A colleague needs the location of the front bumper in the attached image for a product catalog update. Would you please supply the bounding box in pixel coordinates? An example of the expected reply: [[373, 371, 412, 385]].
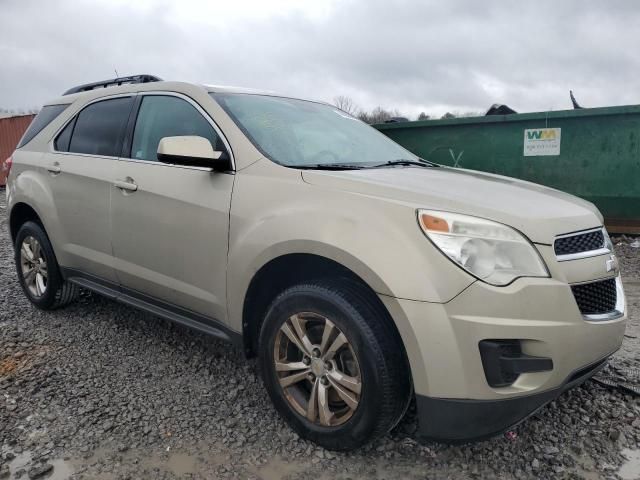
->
[[415, 354, 608, 442], [379, 274, 626, 442]]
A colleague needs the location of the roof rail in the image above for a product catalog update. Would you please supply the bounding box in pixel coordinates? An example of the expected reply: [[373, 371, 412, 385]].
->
[[62, 74, 163, 96]]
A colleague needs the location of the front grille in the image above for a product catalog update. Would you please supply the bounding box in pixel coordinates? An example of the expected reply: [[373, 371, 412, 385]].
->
[[571, 278, 617, 315], [554, 229, 605, 256]]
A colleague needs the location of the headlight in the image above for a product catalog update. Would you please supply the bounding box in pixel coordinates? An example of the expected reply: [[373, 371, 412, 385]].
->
[[417, 210, 549, 286], [603, 227, 614, 252]]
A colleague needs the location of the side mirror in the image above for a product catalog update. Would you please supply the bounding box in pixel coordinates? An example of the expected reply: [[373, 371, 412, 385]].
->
[[157, 136, 230, 171]]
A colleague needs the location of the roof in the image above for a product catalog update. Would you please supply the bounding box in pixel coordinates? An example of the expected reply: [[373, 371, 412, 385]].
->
[[44, 79, 310, 107], [202, 84, 279, 95]]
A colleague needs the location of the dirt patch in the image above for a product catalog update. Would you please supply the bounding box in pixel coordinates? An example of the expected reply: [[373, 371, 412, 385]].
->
[[0, 357, 19, 376], [0, 346, 50, 379]]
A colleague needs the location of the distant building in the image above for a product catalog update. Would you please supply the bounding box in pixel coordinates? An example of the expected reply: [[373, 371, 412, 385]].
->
[[0, 113, 35, 186]]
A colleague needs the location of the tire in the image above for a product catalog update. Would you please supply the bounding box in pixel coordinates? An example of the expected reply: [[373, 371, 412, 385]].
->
[[14, 221, 78, 310], [259, 279, 411, 451]]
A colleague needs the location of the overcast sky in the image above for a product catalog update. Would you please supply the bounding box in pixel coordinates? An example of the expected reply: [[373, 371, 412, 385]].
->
[[1, 0, 639, 118]]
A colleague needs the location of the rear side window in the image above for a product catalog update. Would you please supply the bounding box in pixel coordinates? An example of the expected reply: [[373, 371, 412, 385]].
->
[[130, 95, 220, 161], [17, 104, 69, 148], [68, 97, 133, 157]]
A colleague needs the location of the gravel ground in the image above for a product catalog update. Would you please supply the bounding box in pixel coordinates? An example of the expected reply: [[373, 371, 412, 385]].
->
[[1, 189, 639, 480]]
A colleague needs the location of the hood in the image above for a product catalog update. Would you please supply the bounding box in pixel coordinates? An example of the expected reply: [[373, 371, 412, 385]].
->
[[301, 166, 602, 244]]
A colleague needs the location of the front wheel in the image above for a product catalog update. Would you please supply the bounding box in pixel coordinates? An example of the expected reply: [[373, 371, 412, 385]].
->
[[259, 280, 411, 451]]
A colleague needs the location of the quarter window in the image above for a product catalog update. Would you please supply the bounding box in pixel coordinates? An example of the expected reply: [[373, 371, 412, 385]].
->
[[130, 95, 220, 162], [67, 97, 133, 157], [17, 104, 69, 148]]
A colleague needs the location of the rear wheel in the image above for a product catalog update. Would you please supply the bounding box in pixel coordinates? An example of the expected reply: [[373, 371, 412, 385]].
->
[[15, 221, 78, 310], [259, 280, 411, 450]]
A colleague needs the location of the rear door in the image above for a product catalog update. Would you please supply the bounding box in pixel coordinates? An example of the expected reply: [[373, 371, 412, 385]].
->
[[47, 95, 134, 283], [110, 92, 234, 322]]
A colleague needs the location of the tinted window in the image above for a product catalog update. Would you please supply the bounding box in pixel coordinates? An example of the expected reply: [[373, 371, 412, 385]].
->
[[17, 104, 69, 148], [69, 97, 133, 157], [54, 117, 76, 152], [131, 95, 219, 161]]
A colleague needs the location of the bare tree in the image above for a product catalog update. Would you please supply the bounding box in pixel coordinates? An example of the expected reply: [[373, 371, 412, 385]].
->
[[331, 98, 407, 125], [357, 106, 407, 124], [332, 95, 359, 116], [440, 111, 480, 119], [368, 107, 393, 124], [417, 112, 430, 121]]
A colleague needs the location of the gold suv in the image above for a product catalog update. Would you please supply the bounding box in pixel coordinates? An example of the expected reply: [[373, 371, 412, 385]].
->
[[4, 75, 627, 450]]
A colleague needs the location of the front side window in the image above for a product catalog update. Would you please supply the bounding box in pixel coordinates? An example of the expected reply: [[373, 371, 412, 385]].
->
[[130, 95, 220, 162], [213, 93, 419, 168], [68, 97, 133, 157]]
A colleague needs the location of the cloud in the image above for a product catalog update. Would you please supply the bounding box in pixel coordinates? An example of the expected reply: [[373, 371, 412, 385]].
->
[[1, 0, 639, 117]]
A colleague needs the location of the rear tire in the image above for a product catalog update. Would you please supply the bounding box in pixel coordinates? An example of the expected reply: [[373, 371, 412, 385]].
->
[[259, 279, 411, 451], [14, 221, 78, 310]]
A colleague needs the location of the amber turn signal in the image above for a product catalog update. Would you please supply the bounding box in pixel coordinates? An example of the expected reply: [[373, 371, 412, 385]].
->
[[419, 213, 450, 233]]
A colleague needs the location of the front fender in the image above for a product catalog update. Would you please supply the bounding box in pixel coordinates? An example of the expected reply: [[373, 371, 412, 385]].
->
[[226, 160, 474, 331]]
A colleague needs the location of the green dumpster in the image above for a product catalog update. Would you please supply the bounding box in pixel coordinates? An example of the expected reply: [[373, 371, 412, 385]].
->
[[374, 105, 640, 233]]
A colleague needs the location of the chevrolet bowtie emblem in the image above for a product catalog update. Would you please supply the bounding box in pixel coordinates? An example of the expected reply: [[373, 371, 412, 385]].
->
[[606, 254, 619, 274]]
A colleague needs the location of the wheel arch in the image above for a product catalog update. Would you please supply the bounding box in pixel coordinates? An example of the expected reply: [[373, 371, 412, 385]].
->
[[8, 168, 61, 250], [240, 253, 409, 370], [9, 202, 44, 244]]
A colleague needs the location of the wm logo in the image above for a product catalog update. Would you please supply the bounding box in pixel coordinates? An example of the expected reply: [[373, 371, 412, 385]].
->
[[527, 129, 556, 140]]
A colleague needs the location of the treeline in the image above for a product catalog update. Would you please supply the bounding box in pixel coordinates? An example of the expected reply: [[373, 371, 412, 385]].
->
[[332, 96, 479, 124]]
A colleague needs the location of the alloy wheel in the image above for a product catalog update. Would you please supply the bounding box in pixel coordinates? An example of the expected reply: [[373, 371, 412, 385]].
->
[[20, 236, 48, 297], [274, 312, 362, 427]]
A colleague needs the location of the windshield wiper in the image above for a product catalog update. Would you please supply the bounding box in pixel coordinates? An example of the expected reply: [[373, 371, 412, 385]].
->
[[294, 163, 365, 170], [372, 159, 436, 168]]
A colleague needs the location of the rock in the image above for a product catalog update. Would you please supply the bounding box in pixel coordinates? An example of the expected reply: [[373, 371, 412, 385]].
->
[[27, 463, 53, 479], [0, 465, 10, 479]]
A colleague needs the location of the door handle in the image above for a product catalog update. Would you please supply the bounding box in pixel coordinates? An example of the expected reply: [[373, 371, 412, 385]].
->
[[114, 179, 138, 192], [47, 163, 61, 175]]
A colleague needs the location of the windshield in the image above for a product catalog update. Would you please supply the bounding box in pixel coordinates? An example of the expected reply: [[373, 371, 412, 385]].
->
[[212, 93, 420, 168]]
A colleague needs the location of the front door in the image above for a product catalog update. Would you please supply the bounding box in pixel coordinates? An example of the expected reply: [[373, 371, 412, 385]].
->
[[110, 93, 234, 322]]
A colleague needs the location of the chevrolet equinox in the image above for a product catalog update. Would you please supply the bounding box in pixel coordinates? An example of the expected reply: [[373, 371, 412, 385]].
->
[[4, 75, 627, 450]]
